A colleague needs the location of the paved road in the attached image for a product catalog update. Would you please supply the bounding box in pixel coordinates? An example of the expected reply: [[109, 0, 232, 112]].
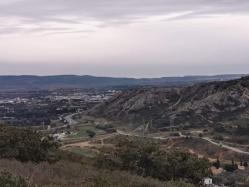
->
[[40, 113, 79, 132], [64, 113, 78, 126]]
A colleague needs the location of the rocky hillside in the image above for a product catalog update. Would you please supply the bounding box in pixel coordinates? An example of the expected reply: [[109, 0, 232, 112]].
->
[[91, 76, 249, 128]]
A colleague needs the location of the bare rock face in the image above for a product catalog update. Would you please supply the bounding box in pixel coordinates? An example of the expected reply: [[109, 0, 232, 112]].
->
[[91, 76, 249, 128]]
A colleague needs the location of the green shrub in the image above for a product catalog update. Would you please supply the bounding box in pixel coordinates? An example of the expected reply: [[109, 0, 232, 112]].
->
[[224, 163, 238, 172], [96, 137, 210, 184], [0, 171, 28, 187], [0, 125, 58, 162], [86, 130, 96, 138]]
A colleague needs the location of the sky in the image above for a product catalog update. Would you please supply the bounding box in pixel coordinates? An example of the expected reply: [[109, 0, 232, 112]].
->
[[0, 0, 249, 78]]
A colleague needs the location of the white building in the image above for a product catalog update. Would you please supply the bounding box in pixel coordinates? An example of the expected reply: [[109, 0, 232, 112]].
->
[[202, 177, 213, 186]]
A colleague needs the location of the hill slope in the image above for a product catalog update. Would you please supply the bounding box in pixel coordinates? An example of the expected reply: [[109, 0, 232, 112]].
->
[[0, 74, 245, 90], [91, 76, 249, 128]]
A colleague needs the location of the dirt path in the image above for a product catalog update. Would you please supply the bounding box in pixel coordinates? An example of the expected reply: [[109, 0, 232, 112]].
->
[[117, 130, 249, 155], [202, 137, 249, 155], [61, 133, 117, 150]]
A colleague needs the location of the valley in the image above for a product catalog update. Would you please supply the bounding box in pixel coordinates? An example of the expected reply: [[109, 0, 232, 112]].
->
[[1, 76, 249, 186]]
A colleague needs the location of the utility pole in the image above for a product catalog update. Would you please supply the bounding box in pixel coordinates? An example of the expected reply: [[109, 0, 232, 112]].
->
[[142, 118, 145, 137]]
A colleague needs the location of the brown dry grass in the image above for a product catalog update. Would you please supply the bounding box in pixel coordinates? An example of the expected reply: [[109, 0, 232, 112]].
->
[[0, 159, 193, 187]]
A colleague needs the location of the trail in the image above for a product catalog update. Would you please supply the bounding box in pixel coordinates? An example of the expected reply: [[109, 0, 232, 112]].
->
[[61, 133, 117, 150], [202, 137, 249, 155], [117, 130, 249, 155]]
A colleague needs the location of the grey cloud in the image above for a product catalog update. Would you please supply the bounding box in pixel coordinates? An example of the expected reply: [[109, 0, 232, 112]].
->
[[1, 0, 249, 34]]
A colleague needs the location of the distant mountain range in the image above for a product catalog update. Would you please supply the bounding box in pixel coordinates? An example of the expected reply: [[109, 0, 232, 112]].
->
[[0, 74, 247, 90], [91, 76, 249, 129]]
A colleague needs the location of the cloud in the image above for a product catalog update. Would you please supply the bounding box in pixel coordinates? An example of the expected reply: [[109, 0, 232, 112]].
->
[[0, 0, 249, 34]]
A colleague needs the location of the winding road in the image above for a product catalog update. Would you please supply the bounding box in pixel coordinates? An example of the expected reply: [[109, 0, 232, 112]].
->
[[64, 113, 78, 126]]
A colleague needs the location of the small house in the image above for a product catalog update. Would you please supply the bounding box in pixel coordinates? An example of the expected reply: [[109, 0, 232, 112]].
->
[[202, 177, 213, 186]]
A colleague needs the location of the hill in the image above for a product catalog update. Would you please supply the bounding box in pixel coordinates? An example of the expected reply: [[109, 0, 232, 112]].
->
[[0, 74, 246, 90], [91, 76, 249, 128]]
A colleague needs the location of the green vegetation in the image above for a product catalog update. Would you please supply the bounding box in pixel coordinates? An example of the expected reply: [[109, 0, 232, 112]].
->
[[0, 125, 199, 186], [96, 137, 210, 184], [0, 171, 28, 187], [0, 125, 58, 162], [68, 125, 105, 139], [224, 163, 238, 172], [67, 147, 97, 158], [0, 159, 195, 187], [86, 129, 96, 138]]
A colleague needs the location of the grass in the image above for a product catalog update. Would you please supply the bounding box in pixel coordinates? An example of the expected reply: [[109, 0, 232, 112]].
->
[[68, 125, 106, 139], [0, 159, 195, 187], [67, 147, 97, 158]]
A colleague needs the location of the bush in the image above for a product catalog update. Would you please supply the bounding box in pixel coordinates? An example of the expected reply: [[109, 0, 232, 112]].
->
[[213, 135, 224, 141], [0, 160, 195, 187], [86, 130, 96, 138], [0, 125, 58, 162], [244, 162, 248, 167], [213, 159, 220, 169], [0, 171, 28, 187], [96, 137, 210, 184], [224, 164, 238, 172]]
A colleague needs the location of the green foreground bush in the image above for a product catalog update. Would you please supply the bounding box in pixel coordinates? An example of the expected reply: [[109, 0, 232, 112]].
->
[[96, 137, 210, 184], [0, 171, 28, 187], [0, 125, 58, 162]]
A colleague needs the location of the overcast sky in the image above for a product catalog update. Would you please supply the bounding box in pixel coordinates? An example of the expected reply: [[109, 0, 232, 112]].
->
[[0, 0, 249, 77]]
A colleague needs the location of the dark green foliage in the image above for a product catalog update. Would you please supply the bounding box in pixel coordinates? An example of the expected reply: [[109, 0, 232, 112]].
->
[[96, 138, 210, 184], [86, 129, 96, 138], [151, 151, 210, 184], [236, 125, 249, 136], [224, 163, 238, 172], [213, 135, 224, 141], [213, 158, 221, 169], [0, 171, 28, 187], [0, 125, 58, 162], [244, 162, 248, 167]]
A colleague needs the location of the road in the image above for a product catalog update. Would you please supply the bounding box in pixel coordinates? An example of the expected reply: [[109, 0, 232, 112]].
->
[[117, 130, 249, 155], [64, 113, 78, 126], [117, 130, 171, 140], [40, 113, 79, 132], [202, 137, 249, 155]]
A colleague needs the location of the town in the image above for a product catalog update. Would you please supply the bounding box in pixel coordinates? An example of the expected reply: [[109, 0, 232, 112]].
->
[[0, 89, 118, 128]]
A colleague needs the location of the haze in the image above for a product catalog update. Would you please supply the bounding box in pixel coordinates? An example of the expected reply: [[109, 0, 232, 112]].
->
[[1, 0, 249, 77]]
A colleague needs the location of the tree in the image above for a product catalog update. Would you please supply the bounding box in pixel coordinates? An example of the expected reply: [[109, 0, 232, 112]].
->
[[213, 158, 220, 169], [224, 162, 238, 172], [244, 162, 248, 167], [86, 130, 96, 138]]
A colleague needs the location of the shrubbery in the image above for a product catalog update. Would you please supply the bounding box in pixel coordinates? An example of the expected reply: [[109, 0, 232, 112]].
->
[[224, 163, 238, 172], [96, 137, 210, 184], [0, 125, 58, 162], [0, 171, 28, 187]]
